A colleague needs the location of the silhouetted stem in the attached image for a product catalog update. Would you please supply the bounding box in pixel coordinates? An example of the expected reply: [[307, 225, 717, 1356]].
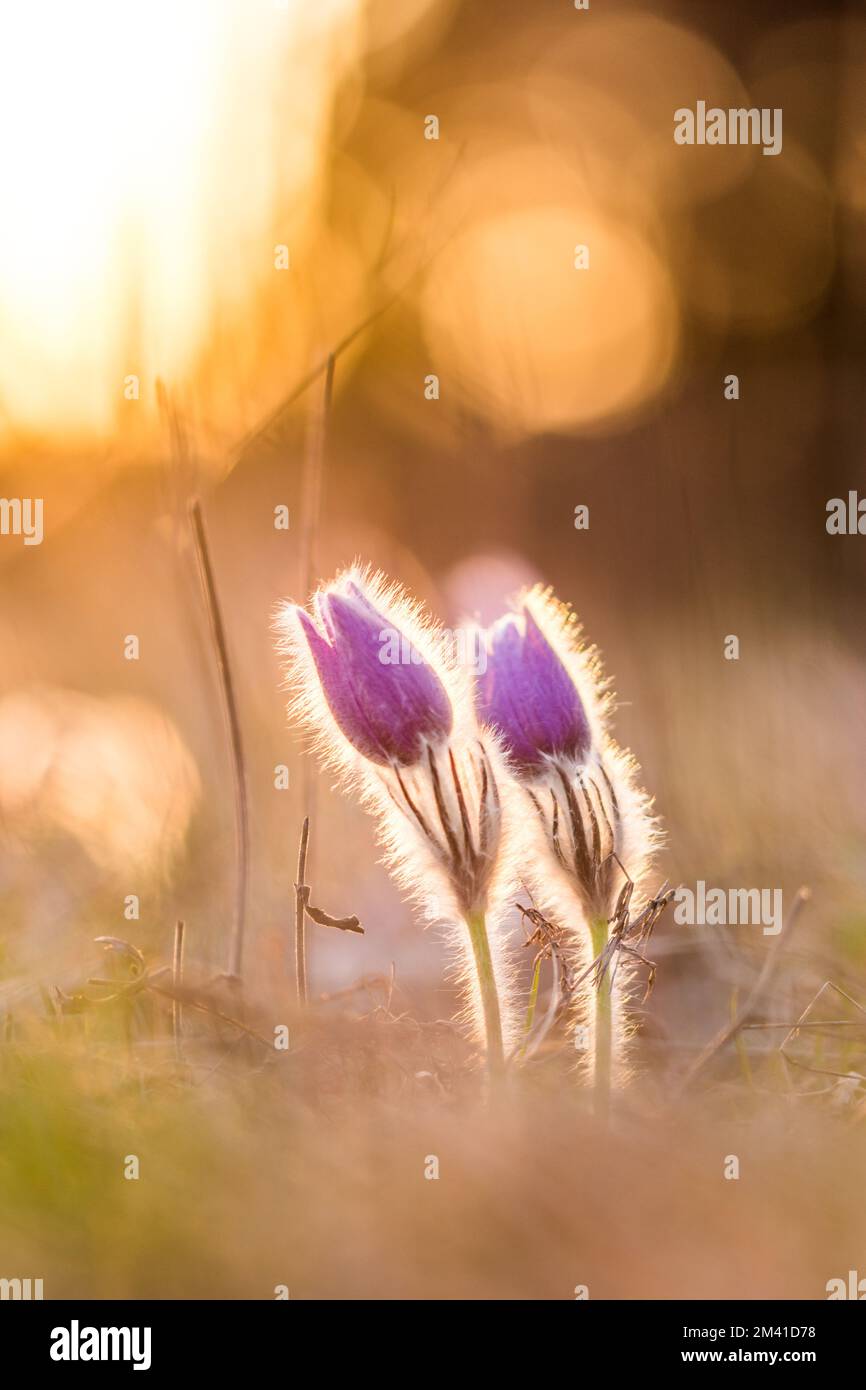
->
[[590, 916, 611, 1118], [294, 817, 310, 1005], [465, 910, 504, 1077], [189, 498, 249, 983], [295, 357, 335, 986]]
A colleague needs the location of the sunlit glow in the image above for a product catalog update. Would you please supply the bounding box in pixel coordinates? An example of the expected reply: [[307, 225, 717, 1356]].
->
[[0, 0, 361, 442], [0, 688, 200, 878], [421, 198, 678, 437]]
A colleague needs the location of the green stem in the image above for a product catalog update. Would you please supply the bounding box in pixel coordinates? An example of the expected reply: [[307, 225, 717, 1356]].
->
[[518, 954, 543, 1061], [466, 910, 504, 1076], [589, 916, 611, 1118]]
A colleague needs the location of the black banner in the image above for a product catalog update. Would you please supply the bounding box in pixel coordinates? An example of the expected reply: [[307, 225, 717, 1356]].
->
[[1, 1299, 860, 1374]]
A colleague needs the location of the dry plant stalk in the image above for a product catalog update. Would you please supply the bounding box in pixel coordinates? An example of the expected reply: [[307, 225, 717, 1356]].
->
[[189, 497, 250, 984], [293, 354, 335, 1004]]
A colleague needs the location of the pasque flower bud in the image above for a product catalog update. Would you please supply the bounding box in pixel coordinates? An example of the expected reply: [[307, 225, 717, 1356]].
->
[[277, 567, 517, 1073], [475, 588, 653, 925], [296, 579, 452, 767], [476, 608, 591, 772], [473, 585, 662, 1099]]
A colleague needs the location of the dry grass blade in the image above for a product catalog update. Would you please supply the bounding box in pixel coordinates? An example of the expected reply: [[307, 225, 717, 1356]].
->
[[293, 354, 336, 998], [779, 980, 866, 1084], [229, 145, 467, 465], [189, 497, 250, 984], [674, 885, 811, 1097], [294, 815, 311, 1005]]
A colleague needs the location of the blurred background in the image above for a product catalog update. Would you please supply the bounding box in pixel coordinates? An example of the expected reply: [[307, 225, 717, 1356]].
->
[[2, 0, 865, 1053]]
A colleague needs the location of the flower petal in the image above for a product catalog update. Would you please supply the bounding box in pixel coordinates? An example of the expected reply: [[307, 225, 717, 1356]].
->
[[477, 607, 590, 771], [296, 580, 453, 767]]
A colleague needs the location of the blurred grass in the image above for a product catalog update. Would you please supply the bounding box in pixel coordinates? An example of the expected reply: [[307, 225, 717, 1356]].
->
[[2, 986, 866, 1299]]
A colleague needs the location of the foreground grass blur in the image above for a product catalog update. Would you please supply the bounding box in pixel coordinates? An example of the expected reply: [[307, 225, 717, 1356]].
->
[[2, 961, 866, 1300]]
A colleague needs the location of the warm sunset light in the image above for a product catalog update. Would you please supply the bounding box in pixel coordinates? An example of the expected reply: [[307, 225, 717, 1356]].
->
[[0, 0, 360, 442], [1, 0, 864, 1343]]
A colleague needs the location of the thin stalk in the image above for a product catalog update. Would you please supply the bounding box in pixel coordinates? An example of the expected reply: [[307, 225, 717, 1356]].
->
[[230, 140, 470, 465], [294, 355, 335, 992], [730, 987, 754, 1088], [189, 498, 249, 983], [675, 886, 810, 1098], [294, 816, 310, 1006], [518, 954, 543, 1061], [465, 910, 504, 1076], [298, 353, 334, 591], [589, 916, 611, 1119]]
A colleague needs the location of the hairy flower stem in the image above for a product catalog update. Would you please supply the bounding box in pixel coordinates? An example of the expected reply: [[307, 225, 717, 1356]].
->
[[590, 916, 611, 1119], [465, 910, 504, 1077]]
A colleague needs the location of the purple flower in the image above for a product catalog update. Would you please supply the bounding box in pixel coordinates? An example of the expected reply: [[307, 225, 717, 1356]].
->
[[295, 578, 452, 767], [476, 607, 591, 772]]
